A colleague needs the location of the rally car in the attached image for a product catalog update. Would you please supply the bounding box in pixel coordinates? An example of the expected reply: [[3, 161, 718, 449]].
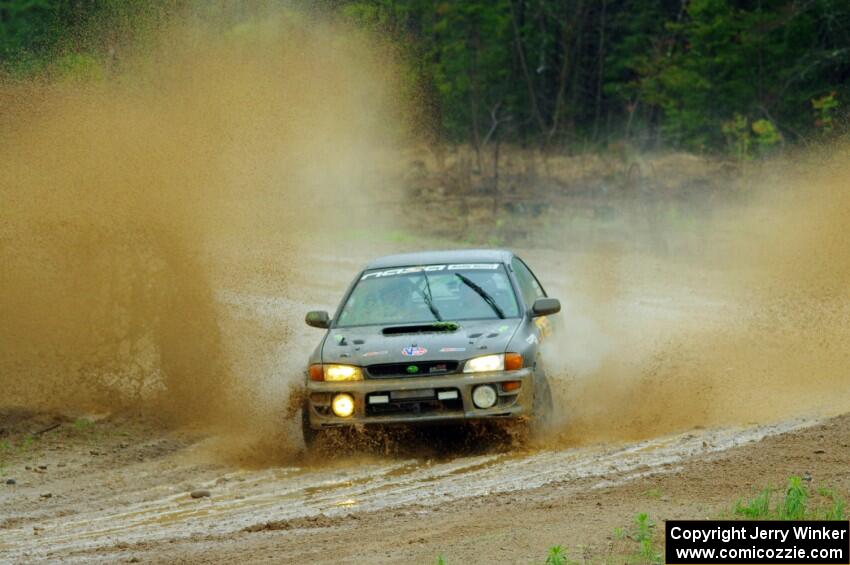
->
[[301, 249, 560, 446]]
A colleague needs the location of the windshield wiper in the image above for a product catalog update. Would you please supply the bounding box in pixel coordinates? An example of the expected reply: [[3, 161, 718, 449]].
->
[[454, 273, 505, 319], [420, 272, 443, 321]]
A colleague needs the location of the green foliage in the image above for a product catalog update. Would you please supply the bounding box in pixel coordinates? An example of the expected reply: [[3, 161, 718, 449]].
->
[[722, 114, 752, 160], [2, 0, 849, 151], [629, 513, 662, 565], [53, 53, 105, 81], [734, 476, 847, 521], [722, 114, 782, 160], [813, 93, 840, 133], [751, 120, 782, 151], [434, 556, 447, 565], [780, 476, 808, 520], [342, 0, 850, 151], [0, 0, 55, 63], [544, 545, 568, 565], [0, 0, 181, 74], [735, 488, 772, 518], [819, 488, 847, 521]]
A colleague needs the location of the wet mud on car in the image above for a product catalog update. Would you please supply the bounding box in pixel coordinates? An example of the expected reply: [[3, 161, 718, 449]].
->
[[301, 249, 560, 447]]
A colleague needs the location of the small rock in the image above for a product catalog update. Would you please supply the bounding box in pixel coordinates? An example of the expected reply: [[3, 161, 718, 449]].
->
[[129, 557, 140, 563], [90, 449, 100, 456], [38, 465, 47, 470], [57, 463, 66, 468], [39, 492, 52, 499], [25, 466, 32, 471], [813, 449, 826, 454], [5, 478, 16, 485], [803, 472, 813, 482], [190, 489, 211, 499]]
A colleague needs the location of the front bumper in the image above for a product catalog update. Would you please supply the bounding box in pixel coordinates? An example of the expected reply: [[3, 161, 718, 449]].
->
[[304, 368, 534, 428]]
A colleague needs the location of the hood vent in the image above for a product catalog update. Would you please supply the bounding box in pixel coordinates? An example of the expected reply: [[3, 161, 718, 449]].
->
[[382, 323, 459, 336]]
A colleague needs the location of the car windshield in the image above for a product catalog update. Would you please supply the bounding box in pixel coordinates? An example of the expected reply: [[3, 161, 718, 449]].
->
[[335, 264, 520, 328]]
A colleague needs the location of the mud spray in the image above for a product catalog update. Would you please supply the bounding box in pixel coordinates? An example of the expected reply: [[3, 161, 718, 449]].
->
[[2, 5, 849, 463], [0, 7, 403, 461], [545, 147, 850, 445]]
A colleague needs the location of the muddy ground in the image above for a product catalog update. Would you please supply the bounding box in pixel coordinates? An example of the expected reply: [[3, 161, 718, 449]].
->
[[2, 15, 849, 562], [0, 385, 846, 563], [2, 238, 849, 564]]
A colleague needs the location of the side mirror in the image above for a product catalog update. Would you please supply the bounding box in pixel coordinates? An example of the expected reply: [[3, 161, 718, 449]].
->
[[531, 297, 561, 317], [305, 310, 330, 329]]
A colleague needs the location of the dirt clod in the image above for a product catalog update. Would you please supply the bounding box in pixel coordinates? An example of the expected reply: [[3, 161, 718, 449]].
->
[[190, 489, 211, 499]]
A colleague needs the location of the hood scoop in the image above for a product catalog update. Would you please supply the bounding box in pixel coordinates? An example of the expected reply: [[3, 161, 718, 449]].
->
[[382, 322, 460, 336]]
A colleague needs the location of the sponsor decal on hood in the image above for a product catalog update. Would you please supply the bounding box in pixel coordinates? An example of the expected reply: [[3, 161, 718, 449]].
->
[[320, 319, 522, 365], [401, 346, 427, 357]]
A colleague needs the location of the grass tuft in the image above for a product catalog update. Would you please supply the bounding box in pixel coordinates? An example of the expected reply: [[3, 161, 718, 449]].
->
[[780, 476, 807, 520], [735, 488, 772, 518], [734, 476, 846, 521], [630, 513, 663, 565], [544, 545, 568, 565]]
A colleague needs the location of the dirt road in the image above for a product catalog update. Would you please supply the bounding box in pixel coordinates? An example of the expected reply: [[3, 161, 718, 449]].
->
[[1, 409, 838, 563], [1, 9, 848, 561], [2, 244, 848, 563]]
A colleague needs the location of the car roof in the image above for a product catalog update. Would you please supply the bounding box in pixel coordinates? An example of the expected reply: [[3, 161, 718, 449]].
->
[[365, 249, 515, 270]]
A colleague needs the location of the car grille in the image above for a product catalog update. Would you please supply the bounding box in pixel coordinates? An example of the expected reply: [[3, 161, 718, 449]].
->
[[365, 360, 460, 379]]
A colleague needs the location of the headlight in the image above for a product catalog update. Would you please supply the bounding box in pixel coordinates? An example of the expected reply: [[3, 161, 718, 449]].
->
[[463, 354, 504, 373], [324, 364, 363, 381]]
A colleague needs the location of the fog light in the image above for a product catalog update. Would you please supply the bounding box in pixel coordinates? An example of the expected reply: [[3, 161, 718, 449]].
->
[[331, 393, 355, 417], [472, 385, 497, 409]]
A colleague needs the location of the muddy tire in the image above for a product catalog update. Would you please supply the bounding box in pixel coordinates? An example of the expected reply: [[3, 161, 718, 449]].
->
[[301, 403, 322, 449], [531, 361, 554, 436]]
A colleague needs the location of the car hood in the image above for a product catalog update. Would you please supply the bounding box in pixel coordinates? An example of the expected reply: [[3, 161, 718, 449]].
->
[[322, 319, 521, 365]]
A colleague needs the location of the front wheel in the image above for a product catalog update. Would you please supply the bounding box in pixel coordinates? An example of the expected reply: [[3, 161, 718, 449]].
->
[[530, 359, 554, 436], [301, 403, 322, 449]]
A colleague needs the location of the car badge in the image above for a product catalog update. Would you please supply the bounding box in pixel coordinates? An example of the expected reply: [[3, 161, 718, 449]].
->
[[401, 346, 427, 357], [406, 365, 419, 374]]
